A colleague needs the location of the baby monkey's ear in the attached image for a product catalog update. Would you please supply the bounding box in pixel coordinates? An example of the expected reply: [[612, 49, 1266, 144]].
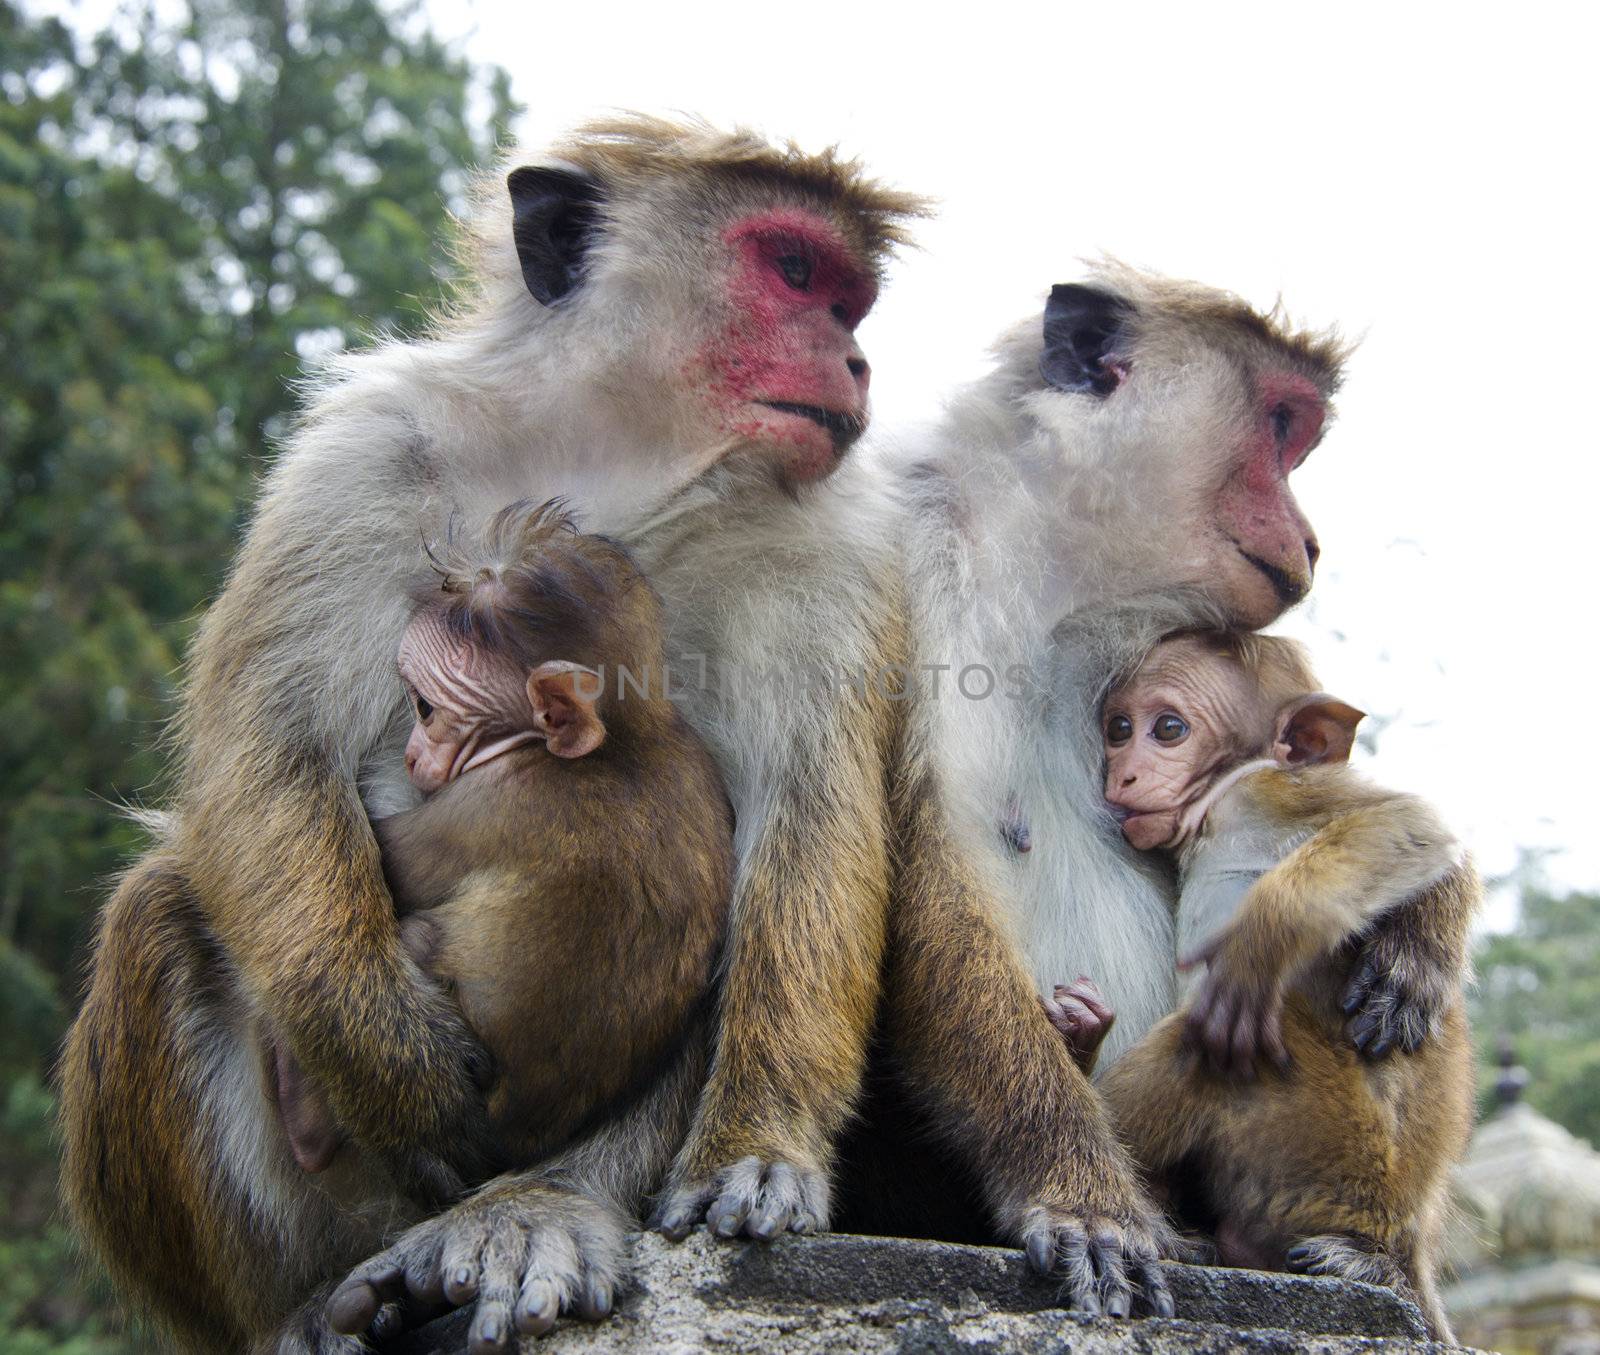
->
[[1272, 694, 1366, 768], [527, 661, 607, 759]]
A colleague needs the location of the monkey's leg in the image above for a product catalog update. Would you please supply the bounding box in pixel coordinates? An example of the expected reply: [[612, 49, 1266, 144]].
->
[[1097, 1016, 1216, 1175], [1342, 862, 1480, 1059], [332, 1034, 706, 1348], [655, 694, 893, 1241], [59, 854, 391, 1353], [880, 783, 1178, 1318]]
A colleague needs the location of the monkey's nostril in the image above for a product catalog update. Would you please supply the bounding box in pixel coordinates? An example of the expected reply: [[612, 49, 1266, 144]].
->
[[1305, 537, 1321, 569], [831, 302, 849, 323], [847, 356, 868, 379]]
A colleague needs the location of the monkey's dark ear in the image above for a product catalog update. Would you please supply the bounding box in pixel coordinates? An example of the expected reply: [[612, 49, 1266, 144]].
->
[[508, 166, 605, 307], [1272, 694, 1365, 768], [528, 662, 606, 758], [1040, 284, 1133, 396]]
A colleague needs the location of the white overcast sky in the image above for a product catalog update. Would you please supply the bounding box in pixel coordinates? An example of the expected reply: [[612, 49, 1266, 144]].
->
[[40, 0, 1600, 919]]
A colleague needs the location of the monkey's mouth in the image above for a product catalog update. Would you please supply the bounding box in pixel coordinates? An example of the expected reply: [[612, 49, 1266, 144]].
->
[[1238, 548, 1310, 606], [759, 401, 867, 453]]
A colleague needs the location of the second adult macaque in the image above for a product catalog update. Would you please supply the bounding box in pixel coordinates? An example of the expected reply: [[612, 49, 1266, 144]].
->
[[276, 501, 734, 1185], [1074, 631, 1477, 1338]]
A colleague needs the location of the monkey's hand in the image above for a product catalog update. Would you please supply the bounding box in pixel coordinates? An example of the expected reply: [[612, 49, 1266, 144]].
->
[[654, 1153, 829, 1243], [1041, 977, 1116, 1076], [1014, 1173, 1179, 1319], [1340, 904, 1462, 1060], [327, 1176, 626, 1347], [1180, 936, 1291, 1080]]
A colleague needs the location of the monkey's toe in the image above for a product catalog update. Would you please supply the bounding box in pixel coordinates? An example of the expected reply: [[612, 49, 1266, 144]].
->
[[661, 1155, 829, 1243]]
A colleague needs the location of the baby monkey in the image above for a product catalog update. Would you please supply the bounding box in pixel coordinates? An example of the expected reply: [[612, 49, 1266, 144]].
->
[[1061, 632, 1476, 1339], [273, 501, 733, 1179]]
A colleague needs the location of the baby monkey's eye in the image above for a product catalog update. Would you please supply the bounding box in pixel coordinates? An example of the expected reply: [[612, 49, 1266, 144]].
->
[[776, 254, 812, 290], [1105, 714, 1133, 745], [1152, 712, 1189, 743], [415, 693, 434, 722]]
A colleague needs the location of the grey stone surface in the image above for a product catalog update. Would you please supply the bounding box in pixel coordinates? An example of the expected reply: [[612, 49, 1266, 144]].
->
[[389, 1231, 1465, 1353]]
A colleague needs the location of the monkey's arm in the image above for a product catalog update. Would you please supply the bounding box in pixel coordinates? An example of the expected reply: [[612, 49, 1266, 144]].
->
[[654, 687, 894, 1241], [1195, 777, 1460, 981], [886, 779, 1177, 1317], [172, 485, 487, 1169], [1184, 774, 1462, 1073]]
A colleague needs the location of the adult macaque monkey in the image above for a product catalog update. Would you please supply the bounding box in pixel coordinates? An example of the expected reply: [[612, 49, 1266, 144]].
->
[[868, 268, 1472, 1313], [59, 118, 925, 1353], [1081, 630, 1477, 1338]]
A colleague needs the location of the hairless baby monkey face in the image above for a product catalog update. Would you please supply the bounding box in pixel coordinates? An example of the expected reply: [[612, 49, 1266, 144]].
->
[[1102, 636, 1263, 851], [1102, 633, 1364, 851], [398, 610, 603, 794]]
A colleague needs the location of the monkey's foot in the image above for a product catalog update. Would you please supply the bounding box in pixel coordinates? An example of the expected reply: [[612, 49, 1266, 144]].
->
[[327, 1178, 626, 1349], [654, 1155, 829, 1243], [1015, 1195, 1178, 1320], [1285, 1234, 1406, 1290]]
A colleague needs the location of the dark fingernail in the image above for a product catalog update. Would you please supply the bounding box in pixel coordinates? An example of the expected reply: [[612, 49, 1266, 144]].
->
[[1370, 1036, 1393, 1059], [1106, 1293, 1130, 1318], [1026, 1234, 1053, 1274], [1287, 1246, 1309, 1263], [1153, 1290, 1176, 1318], [477, 1316, 504, 1347]]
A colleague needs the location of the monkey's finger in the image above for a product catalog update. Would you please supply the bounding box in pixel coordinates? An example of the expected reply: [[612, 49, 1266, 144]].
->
[[1230, 1004, 1263, 1082], [707, 1156, 764, 1238], [747, 1161, 800, 1241], [575, 1274, 614, 1322], [1056, 1224, 1101, 1315], [1347, 1006, 1386, 1056], [437, 1225, 490, 1306], [465, 1226, 526, 1353], [1135, 1256, 1177, 1319], [1340, 958, 1378, 1015], [652, 1180, 715, 1242], [326, 1257, 406, 1334], [370, 1291, 450, 1341], [1066, 981, 1116, 1028], [1088, 1224, 1132, 1318], [1021, 1212, 1056, 1275], [1201, 992, 1240, 1075], [401, 1230, 449, 1307], [515, 1278, 560, 1337]]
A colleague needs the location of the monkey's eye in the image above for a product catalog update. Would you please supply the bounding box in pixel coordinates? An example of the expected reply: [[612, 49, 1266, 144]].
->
[[415, 694, 435, 722], [1105, 714, 1133, 745], [1271, 403, 1294, 444], [776, 254, 812, 290], [1152, 713, 1189, 743]]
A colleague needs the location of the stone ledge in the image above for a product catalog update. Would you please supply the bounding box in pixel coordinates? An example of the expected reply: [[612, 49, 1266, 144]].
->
[[390, 1231, 1463, 1353]]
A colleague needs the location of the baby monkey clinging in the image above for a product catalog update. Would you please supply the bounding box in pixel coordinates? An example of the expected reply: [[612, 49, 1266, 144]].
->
[[275, 501, 733, 1207], [1085, 632, 1477, 1340]]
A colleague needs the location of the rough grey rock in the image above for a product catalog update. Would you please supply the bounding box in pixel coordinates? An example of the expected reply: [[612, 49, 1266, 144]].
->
[[388, 1231, 1466, 1353]]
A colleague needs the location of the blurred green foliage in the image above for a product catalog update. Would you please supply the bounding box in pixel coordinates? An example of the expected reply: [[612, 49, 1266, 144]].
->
[[1471, 879, 1600, 1147], [0, 0, 515, 1346]]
